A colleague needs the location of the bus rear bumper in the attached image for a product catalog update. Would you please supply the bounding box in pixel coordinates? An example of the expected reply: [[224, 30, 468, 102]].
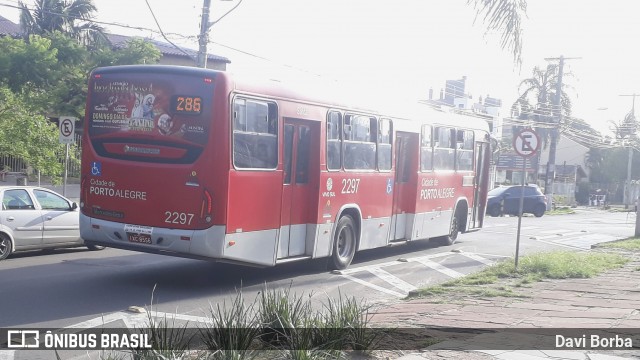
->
[[79, 214, 277, 266]]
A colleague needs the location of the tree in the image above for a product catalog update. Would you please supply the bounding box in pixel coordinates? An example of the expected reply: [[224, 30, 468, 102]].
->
[[468, 0, 527, 66], [512, 64, 573, 147], [0, 87, 63, 179], [19, 0, 106, 46]]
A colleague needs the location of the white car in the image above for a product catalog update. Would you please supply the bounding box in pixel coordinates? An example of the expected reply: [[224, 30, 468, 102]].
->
[[0, 186, 104, 260]]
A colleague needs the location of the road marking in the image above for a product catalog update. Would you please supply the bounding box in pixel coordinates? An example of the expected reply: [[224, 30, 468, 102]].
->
[[368, 267, 418, 293], [335, 251, 507, 298], [0, 351, 16, 360], [412, 257, 464, 278], [340, 273, 406, 298], [459, 252, 496, 266]]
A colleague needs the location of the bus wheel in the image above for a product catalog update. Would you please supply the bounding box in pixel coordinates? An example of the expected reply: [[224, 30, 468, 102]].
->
[[330, 215, 357, 270], [0, 234, 12, 260], [438, 215, 459, 246]]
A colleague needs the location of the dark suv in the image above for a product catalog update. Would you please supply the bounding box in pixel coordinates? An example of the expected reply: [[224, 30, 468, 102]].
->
[[486, 185, 548, 217]]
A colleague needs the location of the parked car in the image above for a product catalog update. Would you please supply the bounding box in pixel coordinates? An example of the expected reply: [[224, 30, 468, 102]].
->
[[486, 185, 548, 218], [0, 186, 104, 260]]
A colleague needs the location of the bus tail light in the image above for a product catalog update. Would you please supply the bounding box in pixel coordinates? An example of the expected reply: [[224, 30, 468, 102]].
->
[[200, 189, 213, 223]]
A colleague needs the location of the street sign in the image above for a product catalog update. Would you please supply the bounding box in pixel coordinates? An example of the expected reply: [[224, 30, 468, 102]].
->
[[513, 129, 540, 157], [59, 116, 76, 144]]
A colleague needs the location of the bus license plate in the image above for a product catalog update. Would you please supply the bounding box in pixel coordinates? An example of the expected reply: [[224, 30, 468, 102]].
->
[[127, 233, 152, 244]]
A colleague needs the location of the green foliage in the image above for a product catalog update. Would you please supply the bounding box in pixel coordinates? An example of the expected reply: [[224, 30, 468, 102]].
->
[[597, 238, 640, 251], [0, 87, 64, 180], [0, 35, 59, 93], [589, 147, 640, 185], [91, 38, 161, 67], [409, 250, 629, 299]]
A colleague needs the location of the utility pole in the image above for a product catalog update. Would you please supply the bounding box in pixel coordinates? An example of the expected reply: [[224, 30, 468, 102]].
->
[[197, 0, 240, 68], [197, 0, 212, 68], [542, 55, 580, 208], [619, 93, 639, 208]]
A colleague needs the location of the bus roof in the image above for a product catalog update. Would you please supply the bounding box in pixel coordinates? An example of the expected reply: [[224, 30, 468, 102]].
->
[[91, 65, 491, 134]]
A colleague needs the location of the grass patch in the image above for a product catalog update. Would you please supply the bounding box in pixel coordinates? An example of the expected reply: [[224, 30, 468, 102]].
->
[[408, 250, 629, 299], [595, 237, 640, 251]]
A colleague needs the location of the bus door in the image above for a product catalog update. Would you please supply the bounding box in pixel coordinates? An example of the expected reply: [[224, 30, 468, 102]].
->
[[470, 141, 490, 229], [390, 132, 418, 241], [278, 118, 318, 259]]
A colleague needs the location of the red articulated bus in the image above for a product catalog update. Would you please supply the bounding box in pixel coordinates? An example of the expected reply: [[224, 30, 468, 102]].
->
[[80, 65, 491, 270]]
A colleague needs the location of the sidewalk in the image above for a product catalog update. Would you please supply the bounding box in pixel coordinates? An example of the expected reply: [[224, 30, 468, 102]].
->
[[369, 252, 640, 360]]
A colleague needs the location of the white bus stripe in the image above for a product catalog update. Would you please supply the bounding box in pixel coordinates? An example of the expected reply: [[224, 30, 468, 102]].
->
[[367, 267, 417, 293]]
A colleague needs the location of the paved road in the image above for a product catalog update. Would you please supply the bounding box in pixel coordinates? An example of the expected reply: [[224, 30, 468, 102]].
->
[[0, 209, 633, 328]]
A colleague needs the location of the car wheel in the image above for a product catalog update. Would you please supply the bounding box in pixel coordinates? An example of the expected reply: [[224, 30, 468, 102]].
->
[[487, 204, 501, 217], [437, 214, 460, 246], [86, 243, 106, 251], [0, 234, 13, 260], [534, 204, 546, 218], [329, 215, 357, 270]]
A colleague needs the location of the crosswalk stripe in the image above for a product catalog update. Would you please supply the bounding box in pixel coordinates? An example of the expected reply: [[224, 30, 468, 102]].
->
[[339, 273, 406, 298], [367, 267, 417, 293], [412, 258, 464, 278]]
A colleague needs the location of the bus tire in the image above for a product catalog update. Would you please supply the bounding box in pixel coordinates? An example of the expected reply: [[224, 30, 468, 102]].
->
[[0, 234, 12, 260], [437, 214, 460, 246], [330, 215, 357, 270]]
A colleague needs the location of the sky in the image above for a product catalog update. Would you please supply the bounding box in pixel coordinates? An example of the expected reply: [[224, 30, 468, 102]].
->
[[2, 0, 640, 136]]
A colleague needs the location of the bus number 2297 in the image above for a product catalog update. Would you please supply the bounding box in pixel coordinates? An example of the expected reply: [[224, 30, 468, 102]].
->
[[164, 211, 195, 225], [341, 178, 360, 194]]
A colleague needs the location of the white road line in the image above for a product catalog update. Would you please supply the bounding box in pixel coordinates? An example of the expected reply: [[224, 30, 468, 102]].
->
[[533, 238, 591, 250], [0, 350, 16, 360], [339, 274, 406, 298], [338, 251, 453, 275], [412, 258, 464, 278], [459, 252, 495, 266], [367, 267, 417, 293], [539, 229, 571, 234]]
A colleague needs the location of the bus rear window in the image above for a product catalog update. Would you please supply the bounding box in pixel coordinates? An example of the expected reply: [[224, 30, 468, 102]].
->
[[87, 72, 213, 163]]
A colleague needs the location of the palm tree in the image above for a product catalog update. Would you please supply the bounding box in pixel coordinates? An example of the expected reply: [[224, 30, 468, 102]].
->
[[468, 0, 527, 66], [512, 64, 573, 146], [19, 0, 105, 46]]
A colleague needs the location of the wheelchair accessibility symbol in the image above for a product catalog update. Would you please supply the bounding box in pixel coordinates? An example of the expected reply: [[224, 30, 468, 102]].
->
[[91, 162, 102, 176]]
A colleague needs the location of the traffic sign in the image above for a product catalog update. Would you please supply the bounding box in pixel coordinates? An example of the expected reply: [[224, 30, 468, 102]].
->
[[513, 129, 540, 157], [59, 116, 76, 144]]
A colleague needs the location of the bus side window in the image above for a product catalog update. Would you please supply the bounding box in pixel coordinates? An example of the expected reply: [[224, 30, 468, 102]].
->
[[232, 98, 278, 169], [327, 111, 342, 170], [433, 126, 455, 170], [456, 129, 474, 171], [420, 124, 433, 171], [378, 119, 392, 171], [344, 114, 376, 171]]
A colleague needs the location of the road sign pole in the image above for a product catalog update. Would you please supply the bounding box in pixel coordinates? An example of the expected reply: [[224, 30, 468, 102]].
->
[[512, 128, 540, 270], [515, 157, 527, 269], [63, 143, 69, 197]]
